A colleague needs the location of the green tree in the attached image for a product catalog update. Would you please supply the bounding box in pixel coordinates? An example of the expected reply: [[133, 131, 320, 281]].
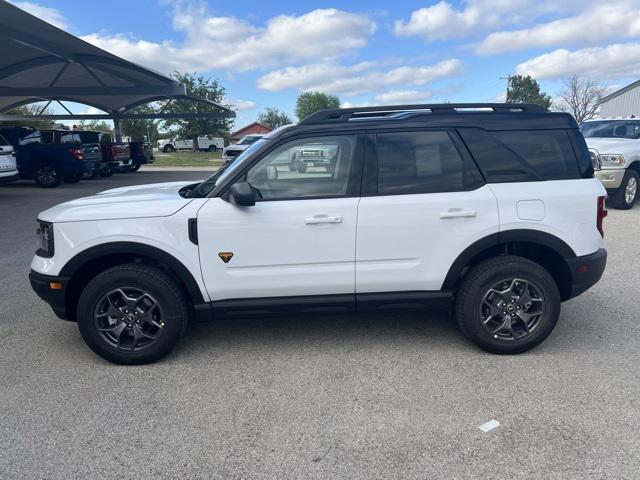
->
[[506, 75, 552, 109], [258, 107, 293, 129], [162, 72, 233, 151], [295, 91, 341, 121], [4, 103, 55, 129], [77, 119, 113, 135], [121, 104, 159, 142]]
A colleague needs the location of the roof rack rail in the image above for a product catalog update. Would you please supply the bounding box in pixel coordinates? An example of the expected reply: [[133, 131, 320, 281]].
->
[[299, 103, 548, 125]]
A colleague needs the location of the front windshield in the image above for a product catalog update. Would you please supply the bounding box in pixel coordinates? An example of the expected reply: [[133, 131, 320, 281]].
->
[[238, 135, 261, 145], [581, 121, 640, 139], [190, 138, 267, 197]]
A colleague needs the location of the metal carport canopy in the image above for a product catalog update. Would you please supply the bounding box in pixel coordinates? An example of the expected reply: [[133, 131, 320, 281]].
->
[[0, 0, 234, 121]]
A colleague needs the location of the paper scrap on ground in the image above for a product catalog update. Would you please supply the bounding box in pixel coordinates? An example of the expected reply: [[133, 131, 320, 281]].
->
[[478, 419, 500, 432]]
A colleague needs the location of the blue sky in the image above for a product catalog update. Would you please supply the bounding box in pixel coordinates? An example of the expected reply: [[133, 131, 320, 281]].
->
[[11, 0, 640, 128]]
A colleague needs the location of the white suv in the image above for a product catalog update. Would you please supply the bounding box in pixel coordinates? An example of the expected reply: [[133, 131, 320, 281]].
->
[[0, 132, 18, 184], [30, 104, 607, 364]]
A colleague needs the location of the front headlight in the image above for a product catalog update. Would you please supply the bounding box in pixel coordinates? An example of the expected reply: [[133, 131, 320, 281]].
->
[[36, 220, 54, 257], [599, 154, 625, 168]]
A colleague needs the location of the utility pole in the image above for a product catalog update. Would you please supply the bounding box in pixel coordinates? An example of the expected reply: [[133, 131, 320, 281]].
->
[[500, 75, 513, 101]]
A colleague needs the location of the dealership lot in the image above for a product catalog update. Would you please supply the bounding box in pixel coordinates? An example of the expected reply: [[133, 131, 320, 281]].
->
[[1, 172, 639, 479]]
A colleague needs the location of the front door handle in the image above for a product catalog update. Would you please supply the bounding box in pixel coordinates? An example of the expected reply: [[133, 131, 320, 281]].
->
[[440, 209, 477, 219], [305, 214, 343, 224]]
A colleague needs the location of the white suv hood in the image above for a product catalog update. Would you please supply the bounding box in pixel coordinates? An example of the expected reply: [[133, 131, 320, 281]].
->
[[585, 137, 639, 156], [38, 181, 201, 223]]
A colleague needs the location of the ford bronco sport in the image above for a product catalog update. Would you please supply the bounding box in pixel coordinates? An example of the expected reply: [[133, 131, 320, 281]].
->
[[30, 104, 607, 364]]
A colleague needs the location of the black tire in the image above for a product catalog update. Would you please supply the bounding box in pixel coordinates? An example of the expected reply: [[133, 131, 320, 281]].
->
[[77, 264, 188, 365], [610, 169, 639, 210], [64, 173, 82, 183], [33, 162, 61, 188], [129, 162, 141, 172], [296, 163, 307, 174], [454, 255, 560, 354], [288, 162, 297, 172], [163, 145, 175, 153], [83, 169, 98, 179], [208, 145, 217, 152], [99, 168, 114, 177]]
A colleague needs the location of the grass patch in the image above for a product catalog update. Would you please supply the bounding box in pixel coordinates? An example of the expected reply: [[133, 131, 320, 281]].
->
[[153, 150, 223, 167]]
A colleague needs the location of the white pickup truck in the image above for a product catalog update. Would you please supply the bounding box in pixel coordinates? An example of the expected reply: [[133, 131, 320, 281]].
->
[[581, 119, 640, 209], [157, 136, 224, 153]]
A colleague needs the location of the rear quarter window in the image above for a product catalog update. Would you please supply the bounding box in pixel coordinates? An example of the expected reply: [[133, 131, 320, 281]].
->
[[458, 128, 581, 182]]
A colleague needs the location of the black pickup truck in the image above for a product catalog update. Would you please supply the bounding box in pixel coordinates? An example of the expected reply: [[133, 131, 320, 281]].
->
[[0, 126, 87, 188]]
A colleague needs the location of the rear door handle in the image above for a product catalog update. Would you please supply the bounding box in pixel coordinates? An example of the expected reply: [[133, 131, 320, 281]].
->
[[305, 214, 343, 224], [440, 209, 477, 219]]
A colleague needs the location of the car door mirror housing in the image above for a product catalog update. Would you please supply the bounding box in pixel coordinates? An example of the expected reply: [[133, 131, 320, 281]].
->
[[228, 181, 256, 207]]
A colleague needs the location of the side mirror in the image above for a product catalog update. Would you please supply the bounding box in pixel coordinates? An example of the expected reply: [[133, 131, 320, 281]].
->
[[228, 181, 256, 207], [266, 165, 278, 180]]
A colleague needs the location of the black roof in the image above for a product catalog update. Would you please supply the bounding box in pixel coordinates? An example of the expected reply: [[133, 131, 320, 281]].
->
[[290, 103, 576, 134]]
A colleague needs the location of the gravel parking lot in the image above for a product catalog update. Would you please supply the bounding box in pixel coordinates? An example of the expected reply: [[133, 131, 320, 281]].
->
[[1, 172, 639, 479]]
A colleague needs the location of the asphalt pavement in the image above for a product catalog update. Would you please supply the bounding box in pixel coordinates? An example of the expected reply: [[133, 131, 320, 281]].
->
[[1, 171, 639, 479]]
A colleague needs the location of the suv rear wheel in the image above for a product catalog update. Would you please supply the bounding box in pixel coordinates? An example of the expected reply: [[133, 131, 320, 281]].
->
[[163, 145, 175, 153], [77, 264, 188, 364], [455, 255, 560, 354], [611, 169, 639, 210], [33, 162, 61, 188]]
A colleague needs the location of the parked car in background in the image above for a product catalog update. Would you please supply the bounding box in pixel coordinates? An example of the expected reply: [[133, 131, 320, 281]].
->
[[0, 126, 86, 187], [582, 119, 640, 209], [29, 103, 607, 364], [128, 140, 155, 171], [222, 134, 264, 165], [0, 132, 18, 184], [98, 134, 131, 176], [288, 144, 337, 173], [40, 129, 101, 179], [157, 136, 224, 153]]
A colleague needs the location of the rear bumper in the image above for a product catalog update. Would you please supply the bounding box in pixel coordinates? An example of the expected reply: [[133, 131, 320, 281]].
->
[[29, 270, 71, 320], [566, 248, 607, 299]]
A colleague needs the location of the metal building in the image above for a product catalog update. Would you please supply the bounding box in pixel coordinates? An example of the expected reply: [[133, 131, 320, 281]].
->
[[598, 80, 640, 117]]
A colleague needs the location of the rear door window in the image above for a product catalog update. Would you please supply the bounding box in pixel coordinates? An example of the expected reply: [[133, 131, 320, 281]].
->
[[375, 131, 482, 195]]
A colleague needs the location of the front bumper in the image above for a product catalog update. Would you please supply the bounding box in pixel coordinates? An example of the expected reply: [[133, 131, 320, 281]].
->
[[0, 171, 19, 184], [29, 270, 71, 320], [566, 248, 607, 299], [595, 168, 625, 190]]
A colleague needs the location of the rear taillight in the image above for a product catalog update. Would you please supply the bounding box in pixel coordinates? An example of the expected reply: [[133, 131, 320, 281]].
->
[[69, 148, 84, 160], [597, 195, 607, 237]]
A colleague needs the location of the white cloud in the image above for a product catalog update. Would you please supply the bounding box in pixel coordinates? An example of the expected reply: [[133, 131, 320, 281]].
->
[[82, 7, 375, 74], [516, 43, 640, 79], [256, 59, 463, 97], [476, 3, 640, 54], [393, 0, 592, 41], [10, 1, 68, 29], [374, 90, 432, 104], [226, 99, 257, 111]]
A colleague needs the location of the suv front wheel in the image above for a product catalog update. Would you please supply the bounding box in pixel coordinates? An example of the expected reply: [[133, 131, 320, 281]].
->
[[77, 264, 188, 364], [611, 169, 639, 210], [455, 256, 560, 354]]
